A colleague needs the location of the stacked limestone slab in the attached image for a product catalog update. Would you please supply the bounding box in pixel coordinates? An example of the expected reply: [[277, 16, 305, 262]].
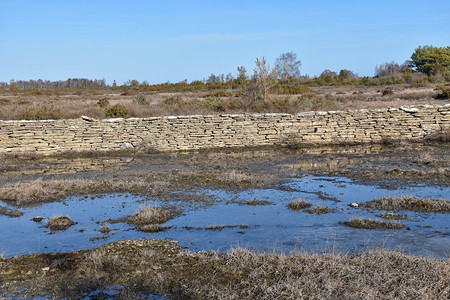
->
[[0, 104, 448, 155]]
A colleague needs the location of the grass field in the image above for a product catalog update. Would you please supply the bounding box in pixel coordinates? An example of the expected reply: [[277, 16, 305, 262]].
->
[[0, 84, 447, 120]]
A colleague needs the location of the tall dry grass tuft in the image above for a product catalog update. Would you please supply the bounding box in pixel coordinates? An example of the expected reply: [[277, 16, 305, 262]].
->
[[362, 195, 450, 213], [287, 199, 312, 210], [130, 205, 173, 226], [1, 239, 448, 299]]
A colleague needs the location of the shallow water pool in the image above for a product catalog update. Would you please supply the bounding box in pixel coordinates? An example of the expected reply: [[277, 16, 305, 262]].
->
[[0, 176, 448, 258]]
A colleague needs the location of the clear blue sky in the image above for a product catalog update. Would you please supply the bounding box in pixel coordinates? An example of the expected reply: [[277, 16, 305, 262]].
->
[[1, 0, 449, 85]]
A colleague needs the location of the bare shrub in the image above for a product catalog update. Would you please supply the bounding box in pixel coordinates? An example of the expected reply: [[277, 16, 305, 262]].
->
[[381, 87, 394, 96], [287, 199, 312, 210]]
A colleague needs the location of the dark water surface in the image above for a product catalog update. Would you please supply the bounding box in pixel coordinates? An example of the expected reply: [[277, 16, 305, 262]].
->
[[0, 176, 448, 258]]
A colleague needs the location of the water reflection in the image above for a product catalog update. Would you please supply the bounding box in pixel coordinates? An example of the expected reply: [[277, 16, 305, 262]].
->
[[0, 176, 448, 258]]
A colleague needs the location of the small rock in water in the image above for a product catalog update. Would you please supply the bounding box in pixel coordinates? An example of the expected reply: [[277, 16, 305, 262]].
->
[[32, 216, 43, 222], [350, 203, 359, 208], [120, 142, 134, 151]]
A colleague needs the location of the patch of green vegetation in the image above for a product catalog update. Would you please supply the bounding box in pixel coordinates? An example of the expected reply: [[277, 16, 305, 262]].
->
[[134, 94, 148, 105], [105, 104, 129, 118], [97, 97, 110, 108]]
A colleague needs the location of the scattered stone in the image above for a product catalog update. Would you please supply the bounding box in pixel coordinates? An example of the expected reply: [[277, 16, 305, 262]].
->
[[120, 142, 134, 151], [81, 116, 95, 122], [350, 203, 359, 208], [32, 216, 44, 222]]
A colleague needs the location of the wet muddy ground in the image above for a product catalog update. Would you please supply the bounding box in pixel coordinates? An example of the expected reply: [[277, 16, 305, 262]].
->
[[0, 143, 448, 299]]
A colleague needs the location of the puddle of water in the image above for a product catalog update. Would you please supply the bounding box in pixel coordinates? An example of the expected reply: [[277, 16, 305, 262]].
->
[[0, 176, 448, 258]]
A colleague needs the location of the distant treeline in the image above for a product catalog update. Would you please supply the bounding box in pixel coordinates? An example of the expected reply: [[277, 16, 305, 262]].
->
[[1, 45, 448, 93], [1, 78, 107, 90]]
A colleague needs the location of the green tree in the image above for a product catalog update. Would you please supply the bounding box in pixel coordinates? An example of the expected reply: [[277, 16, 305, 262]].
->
[[236, 66, 248, 88], [411, 45, 450, 76]]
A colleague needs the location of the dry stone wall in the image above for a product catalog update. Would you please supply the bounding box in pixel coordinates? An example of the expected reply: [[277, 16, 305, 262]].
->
[[1, 104, 449, 155]]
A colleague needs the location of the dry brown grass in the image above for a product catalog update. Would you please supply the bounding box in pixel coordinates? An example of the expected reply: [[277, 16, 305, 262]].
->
[[304, 205, 336, 214], [129, 204, 174, 226], [1, 239, 448, 299], [379, 212, 408, 220], [343, 218, 405, 230], [0, 84, 446, 120], [0, 205, 23, 217], [361, 196, 450, 213], [0, 178, 169, 205], [0, 170, 275, 205], [237, 198, 275, 206], [45, 215, 75, 231], [287, 199, 312, 210]]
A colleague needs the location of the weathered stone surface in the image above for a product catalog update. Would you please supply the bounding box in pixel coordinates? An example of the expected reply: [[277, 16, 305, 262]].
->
[[0, 105, 448, 155]]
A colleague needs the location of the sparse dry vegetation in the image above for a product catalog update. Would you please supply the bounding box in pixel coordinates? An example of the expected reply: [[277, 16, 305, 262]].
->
[[344, 218, 405, 230], [361, 196, 450, 213], [379, 212, 409, 220], [45, 215, 75, 231], [237, 198, 275, 206], [0, 205, 23, 217], [0, 178, 169, 205], [287, 199, 312, 210], [0, 170, 275, 205], [0, 239, 447, 299], [304, 205, 336, 215], [0, 84, 446, 121], [130, 205, 174, 225]]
